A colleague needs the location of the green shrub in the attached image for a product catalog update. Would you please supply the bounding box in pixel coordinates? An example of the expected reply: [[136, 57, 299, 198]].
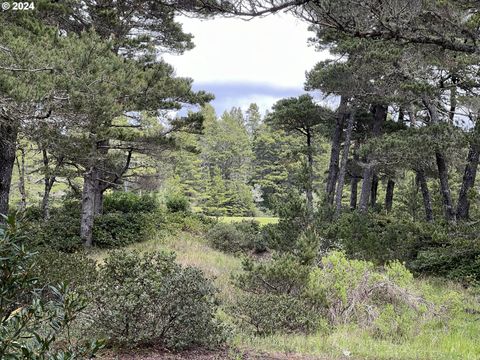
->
[[103, 191, 158, 213], [321, 212, 431, 264], [207, 220, 265, 253], [21, 192, 162, 250], [20, 202, 83, 252], [93, 211, 157, 248], [32, 249, 98, 297], [0, 215, 103, 359], [232, 254, 321, 335], [166, 193, 191, 213], [410, 232, 480, 286], [232, 293, 323, 335], [232, 251, 430, 337], [89, 250, 226, 349]]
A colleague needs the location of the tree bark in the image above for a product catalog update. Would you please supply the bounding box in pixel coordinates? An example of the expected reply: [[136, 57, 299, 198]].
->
[[15, 146, 27, 211], [41, 149, 56, 219], [0, 118, 18, 219], [325, 96, 347, 205], [94, 186, 104, 215], [416, 169, 434, 222], [423, 97, 456, 222], [335, 110, 355, 216], [385, 179, 395, 213], [456, 143, 479, 220], [81, 167, 97, 247], [370, 174, 379, 207], [350, 142, 360, 210], [305, 128, 314, 215], [359, 104, 387, 213]]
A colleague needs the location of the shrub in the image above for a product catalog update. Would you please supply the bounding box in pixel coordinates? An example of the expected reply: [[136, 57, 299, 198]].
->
[[321, 212, 431, 264], [0, 215, 102, 359], [232, 251, 432, 337], [93, 211, 157, 248], [307, 252, 428, 327], [32, 249, 98, 297], [21, 192, 162, 250], [20, 201, 82, 252], [103, 191, 158, 213], [89, 250, 225, 349], [232, 254, 322, 335], [207, 221, 265, 253], [165, 193, 191, 213]]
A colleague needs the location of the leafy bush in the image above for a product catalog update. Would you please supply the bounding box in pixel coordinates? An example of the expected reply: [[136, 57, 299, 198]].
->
[[21, 192, 162, 250], [0, 215, 102, 359], [89, 250, 226, 349], [207, 220, 265, 253], [232, 254, 321, 335], [409, 225, 480, 286], [103, 191, 158, 213], [93, 211, 157, 248], [322, 212, 430, 264], [232, 251, 432, 338], [165, 193, 191, 213], [32, 249, 97, 297], [20, 200, 82, 252]]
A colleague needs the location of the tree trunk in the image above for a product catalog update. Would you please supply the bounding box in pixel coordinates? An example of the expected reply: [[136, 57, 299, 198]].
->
[[305, 128, 314, 215], [81, 167, 98, 247], [385, 179, 395, 213], [416, 169, 433, 222], [456, 144, 479, 220], [435, 151, 456, 221], [94, 186, 104, 215], [41, 149, 55, 219], [423, 96, 456, 222], [335, 110, 355, 216], [350, 177, 359, 210], [370, 174, 379, 207], [350, 143, 360, 210], [15, 147, 27, 211], [359, 104, 387, 213], [0, 118, 18, 219], [325, 97, 347, 205]]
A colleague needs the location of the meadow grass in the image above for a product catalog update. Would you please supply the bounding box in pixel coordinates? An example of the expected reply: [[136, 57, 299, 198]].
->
[[91, 229, 480, 360], [216, 216, 279, 225]]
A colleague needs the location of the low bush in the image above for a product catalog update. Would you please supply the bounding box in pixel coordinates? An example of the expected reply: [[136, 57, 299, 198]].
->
[[165, 193, 191, 213], [207, 220, 265, 253], [103, 191, 158, 213], [89, 250, 226, 349], [232, 250, 434, 338], [0, 216, 102, 359], [21, 192, 163, 250], [32, 249, 98, 297]]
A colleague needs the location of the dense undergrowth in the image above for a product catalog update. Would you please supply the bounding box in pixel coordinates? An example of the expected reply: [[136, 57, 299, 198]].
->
[[3, 191, 480, 359]]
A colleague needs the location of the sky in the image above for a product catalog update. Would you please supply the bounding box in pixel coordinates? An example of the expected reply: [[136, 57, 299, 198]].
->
[[163, 13, 331, 116]]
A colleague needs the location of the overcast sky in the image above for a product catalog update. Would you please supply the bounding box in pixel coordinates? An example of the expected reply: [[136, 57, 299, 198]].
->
[[163, 13, 330, 116]]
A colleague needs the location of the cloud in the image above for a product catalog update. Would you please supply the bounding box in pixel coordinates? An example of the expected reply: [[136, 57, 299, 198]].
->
[[163, 13, 329, 89]]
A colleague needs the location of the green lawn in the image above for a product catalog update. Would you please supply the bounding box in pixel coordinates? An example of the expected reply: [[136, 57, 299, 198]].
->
[[216, 216, 279, 226]]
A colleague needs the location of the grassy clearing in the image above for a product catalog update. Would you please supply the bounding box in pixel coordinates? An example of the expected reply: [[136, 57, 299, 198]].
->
[[91, 230, 480, 360], [91, 231, 243, 302], [216, 216, 279, 226]]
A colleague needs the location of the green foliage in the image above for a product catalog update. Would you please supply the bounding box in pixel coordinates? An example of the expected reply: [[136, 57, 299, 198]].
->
[[103, 192, 158, 213], [0, 216, 103, 359], [21, 192, 162, 250], [166, 193, 191, 213], [232, 254, 321, 335], [322, 212, 430, 263], [32, 249, 97, 297], [89, 250, 225, 349], [207, 220, 265, 253]]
